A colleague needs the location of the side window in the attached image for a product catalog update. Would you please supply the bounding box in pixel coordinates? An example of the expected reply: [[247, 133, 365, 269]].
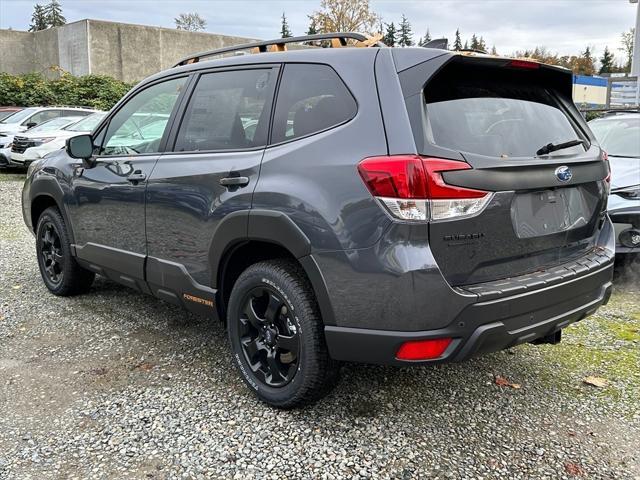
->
[[174, 69, 276, 152], [26, 110, 60, 126], [100, 77, 187, 156], [63, 109, 91, 117], [271, 64, 357, 144]]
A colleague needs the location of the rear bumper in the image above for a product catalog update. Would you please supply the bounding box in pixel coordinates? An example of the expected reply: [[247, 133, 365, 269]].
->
[[325, 253, 613, 366]]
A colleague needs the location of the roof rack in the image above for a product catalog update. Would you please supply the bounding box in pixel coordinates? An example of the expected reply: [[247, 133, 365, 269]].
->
[[173, 32, 385, 67]]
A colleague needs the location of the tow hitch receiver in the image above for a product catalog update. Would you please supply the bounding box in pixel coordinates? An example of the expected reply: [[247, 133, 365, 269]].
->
[[531, 330, 562, 345]]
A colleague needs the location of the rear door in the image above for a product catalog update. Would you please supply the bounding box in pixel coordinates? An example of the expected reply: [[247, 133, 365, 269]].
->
[[400, 55, 609, 285], [144, 65, 278, 311]]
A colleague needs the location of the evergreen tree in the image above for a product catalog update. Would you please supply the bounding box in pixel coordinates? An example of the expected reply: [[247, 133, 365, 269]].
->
[[418, 28, 431, 47], [477, 36, 487, 52], [306, 20, 318, 35], [463, 40, 468, 50], [453, 28, 462, 51], [398, 14, 413, 47], [44, 0, 65, 28], [469, 34, 478, 50], [490, 45, 497, 55], [599, 46, 615, 74], [384, 22, 397, 47], [280, 12, 292, 38], [29, 4, 48, 32]]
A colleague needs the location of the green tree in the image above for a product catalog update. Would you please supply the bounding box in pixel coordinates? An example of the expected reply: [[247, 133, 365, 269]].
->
[[469, 34, 478, 50], [384, 22, 397, 47], [174, 13, 206, 31], [306, 18, 318, 35], [453, 28, 462, 51], [418, 28, 431, 47], [599, 46, 615, 74], [619, 28, 635, 72], [490, 45, 497, 55], [29, 4, 48, 31], [280, 12, 292, 38], [44, 0, 65, 28], [398, 14, 413, 47]]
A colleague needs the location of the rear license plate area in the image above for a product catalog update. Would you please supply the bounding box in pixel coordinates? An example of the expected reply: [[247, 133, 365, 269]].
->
[[511, 187, 597, 239]]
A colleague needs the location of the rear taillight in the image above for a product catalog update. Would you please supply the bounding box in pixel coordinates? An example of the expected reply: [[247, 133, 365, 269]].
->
[[358, 155, 491, 221], [396, 337, 452, 361]]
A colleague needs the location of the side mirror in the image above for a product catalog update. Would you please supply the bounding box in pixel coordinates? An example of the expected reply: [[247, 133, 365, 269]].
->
[[25, 122, 37, 129], [66, 134, 95, 166]]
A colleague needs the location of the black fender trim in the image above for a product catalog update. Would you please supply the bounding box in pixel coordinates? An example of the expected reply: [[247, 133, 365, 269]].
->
[[29, 175, 75, 243], [247, 209, 312, 257], [209, 209, 335, 326]]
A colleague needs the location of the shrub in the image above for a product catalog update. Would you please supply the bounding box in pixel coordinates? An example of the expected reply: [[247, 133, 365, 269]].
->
[[0, 72, 133, 111]]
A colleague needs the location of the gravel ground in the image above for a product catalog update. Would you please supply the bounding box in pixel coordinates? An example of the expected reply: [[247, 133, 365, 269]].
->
[[1, 171, 639, 479]]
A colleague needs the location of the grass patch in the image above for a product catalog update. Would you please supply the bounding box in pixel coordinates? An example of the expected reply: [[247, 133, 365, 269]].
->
[[0, 172, 26, 182]]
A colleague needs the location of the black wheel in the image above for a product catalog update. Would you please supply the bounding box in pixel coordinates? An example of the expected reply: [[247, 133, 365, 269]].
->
[[35, 207, 95, 296], [227, 259, 339, 408]]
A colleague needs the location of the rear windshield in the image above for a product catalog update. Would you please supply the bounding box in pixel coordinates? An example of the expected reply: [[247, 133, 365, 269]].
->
[[424, 63, 585, 158], [589, 116, 640, 158]]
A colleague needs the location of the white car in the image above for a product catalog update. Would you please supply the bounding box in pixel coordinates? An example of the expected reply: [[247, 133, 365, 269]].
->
[[10, 112, 106, 166], [0, 106, 97, 168]]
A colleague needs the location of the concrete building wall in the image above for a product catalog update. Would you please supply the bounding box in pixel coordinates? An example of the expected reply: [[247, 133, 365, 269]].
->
[[0, 29, 37, 75], [0, 19, 255, 82]]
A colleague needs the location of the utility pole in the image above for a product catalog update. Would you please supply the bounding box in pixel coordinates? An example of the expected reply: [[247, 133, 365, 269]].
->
[[631, 0, 639, 104]]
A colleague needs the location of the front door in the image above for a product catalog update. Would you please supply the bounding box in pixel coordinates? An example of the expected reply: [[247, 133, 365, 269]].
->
[[68, 76, 189, 289], [144, 67, 278, 312]]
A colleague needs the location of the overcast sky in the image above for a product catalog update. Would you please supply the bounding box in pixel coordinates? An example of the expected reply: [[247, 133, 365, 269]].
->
[[0, 0, 636, 64]]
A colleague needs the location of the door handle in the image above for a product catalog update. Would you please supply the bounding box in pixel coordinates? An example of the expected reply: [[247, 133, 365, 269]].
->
[[127, 170, 146, 183], [220, 176, 249, 187]]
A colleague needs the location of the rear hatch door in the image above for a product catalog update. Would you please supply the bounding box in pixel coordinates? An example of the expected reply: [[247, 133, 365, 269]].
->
[[401, 54, 608, 285]]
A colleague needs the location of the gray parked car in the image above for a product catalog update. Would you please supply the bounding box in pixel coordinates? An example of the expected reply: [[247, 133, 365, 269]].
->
[[589, 111, 640, 254], [22, 34, 615, 407]]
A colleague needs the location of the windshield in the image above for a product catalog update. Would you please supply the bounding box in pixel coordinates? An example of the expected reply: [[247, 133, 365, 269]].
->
[[589, 117, 640, 158], [0, 110, 21, 121], [28, 116, 82, 133], [64, 112, 106, 132], [0, 107, 39, 124]]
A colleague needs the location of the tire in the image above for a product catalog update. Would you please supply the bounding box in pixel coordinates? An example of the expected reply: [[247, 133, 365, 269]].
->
[[227, 259, 339, 408], [35, 206, 95, 296]]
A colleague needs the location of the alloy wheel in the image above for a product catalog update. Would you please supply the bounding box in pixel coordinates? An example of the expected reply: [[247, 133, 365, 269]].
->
[[40, 222, 64, 285], [238, 286, 301, 387]]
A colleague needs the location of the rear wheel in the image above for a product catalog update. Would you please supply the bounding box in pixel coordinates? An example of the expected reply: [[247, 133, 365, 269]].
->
[[35, 207, 95, 296], [227, 259, 339, 408]]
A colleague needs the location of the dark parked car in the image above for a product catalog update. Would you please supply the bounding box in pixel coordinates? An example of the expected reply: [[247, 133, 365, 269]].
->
[[589, 111, 640, 255], [22, 34, 615, 407]]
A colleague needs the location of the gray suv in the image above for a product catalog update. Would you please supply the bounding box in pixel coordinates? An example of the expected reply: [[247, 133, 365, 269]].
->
[[22, 34, 615, 407]]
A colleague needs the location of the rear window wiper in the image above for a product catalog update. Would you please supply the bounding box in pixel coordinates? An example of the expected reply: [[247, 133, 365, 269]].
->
[[536, 139, 586, 156]]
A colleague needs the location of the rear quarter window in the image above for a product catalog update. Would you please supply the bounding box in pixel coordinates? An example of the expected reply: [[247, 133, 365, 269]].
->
[[271, 63, 357, 144], [423, 62, 585, 159]]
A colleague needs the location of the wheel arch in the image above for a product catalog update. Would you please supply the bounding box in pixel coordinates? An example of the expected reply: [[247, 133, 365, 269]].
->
[[211, 209, 336, 327], [28, 175, 75, 243]]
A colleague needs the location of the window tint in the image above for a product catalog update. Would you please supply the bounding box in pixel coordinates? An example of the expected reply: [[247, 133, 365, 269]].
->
[[63, 109, 91, 117], [424, 63, 585, 158], [100, 77, 187, 156], [271, 64, 356, 144], [174, 69, 275, 152], [26, 110, 61, 126]]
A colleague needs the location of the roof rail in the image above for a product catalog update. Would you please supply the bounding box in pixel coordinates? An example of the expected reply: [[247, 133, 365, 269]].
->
[[173, 32, 385, 67]]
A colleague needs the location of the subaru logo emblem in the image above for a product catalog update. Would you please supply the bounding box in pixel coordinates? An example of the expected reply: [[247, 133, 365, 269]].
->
[[555, 166, 572, 183]]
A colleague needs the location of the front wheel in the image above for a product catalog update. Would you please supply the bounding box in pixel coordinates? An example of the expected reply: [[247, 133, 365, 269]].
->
[[35, 207, 95, 296], [227, 259, 339, 408]]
